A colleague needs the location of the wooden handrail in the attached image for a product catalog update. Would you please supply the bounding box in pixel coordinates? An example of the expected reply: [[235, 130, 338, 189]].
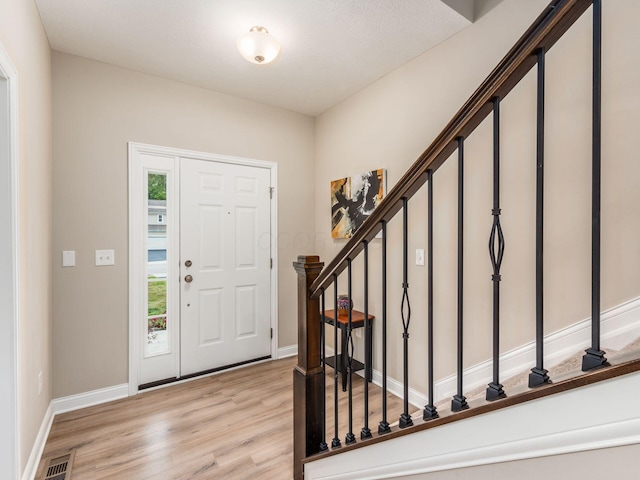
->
[[310, 0, 592, 298]]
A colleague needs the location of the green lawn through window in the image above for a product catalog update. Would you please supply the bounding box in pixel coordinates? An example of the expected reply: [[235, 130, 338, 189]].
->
[[148, 279, 167, 316]]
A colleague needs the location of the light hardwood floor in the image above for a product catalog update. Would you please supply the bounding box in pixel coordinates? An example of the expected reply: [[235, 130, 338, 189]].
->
[[36, 357, 404, 480]]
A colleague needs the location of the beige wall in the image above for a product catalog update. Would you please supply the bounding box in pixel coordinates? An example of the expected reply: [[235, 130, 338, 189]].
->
[[0, 0, 53, 475], [51, 52, 316, 398], [400, 443, 640, 480], [315, 0, 640, 392], [5, 0, 636, 474]]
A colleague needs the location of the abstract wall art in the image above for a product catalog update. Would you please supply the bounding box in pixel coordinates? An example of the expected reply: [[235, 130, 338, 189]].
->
[[331, 169, 386, 239]]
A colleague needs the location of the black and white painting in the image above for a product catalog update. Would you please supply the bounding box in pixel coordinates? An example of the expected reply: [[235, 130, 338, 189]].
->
[[331, 169, 386, 239]]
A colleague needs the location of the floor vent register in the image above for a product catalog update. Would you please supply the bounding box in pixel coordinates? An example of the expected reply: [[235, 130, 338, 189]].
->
[[42, 451, 75, 480]]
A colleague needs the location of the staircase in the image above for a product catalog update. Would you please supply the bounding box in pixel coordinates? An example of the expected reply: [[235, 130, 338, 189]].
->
[[293, 1, 640, 478]]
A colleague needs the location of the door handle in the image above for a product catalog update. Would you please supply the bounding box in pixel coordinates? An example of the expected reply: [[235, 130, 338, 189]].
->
[[184, 274, 193, 283]]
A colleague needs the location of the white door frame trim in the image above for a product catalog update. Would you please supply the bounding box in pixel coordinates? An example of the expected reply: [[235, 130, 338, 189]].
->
[[0, 42, 20, 480], [128, 142, 279, 395]]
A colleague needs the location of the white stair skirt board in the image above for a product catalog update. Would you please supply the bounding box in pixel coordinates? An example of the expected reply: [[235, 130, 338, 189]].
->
[[304, 371, 640, 480], [357, 296, 640, 409]]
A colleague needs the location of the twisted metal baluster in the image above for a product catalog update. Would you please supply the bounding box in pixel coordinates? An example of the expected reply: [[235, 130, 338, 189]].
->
[[399, 198, 413, 428], [486, 97, 507, 401]]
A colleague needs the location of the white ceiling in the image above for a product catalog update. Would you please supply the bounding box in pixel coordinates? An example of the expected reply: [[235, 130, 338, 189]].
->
[[34, 0, 475, 116]]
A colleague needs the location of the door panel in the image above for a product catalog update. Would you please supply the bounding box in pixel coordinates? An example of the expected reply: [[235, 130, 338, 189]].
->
[[236, 285, 257, 338], [199, 288, 223, 344], [180, 158, 271, 375], [236, 207, 257, 267], [199, 206, 223, 268]]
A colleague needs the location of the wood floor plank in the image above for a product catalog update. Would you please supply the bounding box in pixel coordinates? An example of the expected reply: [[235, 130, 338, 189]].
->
[[36, 357, 404, 479]]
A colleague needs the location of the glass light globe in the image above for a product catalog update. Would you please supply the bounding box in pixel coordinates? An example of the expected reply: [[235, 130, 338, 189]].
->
[[237, 26, 281, 65]]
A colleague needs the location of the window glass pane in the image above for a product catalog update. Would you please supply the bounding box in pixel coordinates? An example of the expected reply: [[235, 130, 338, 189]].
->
[[146, 173, 169, 356]]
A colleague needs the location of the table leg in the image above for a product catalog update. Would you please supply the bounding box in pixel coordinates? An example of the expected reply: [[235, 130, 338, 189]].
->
[[341, 326, 347, 392], [366, 321, 373, 382]]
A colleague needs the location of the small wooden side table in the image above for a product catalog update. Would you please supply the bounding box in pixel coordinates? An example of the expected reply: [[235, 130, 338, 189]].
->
[[322, 309, 374, 392]]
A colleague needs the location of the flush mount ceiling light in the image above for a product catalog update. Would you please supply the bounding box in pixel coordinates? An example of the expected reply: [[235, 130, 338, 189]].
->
[[236, 26, 281, 65]]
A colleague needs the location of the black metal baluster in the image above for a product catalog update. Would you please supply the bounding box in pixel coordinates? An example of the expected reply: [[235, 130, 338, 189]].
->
[[582, 0, 608, 372], [345, 259, 356, 444], [378, 221, 391, 435], [361, 241, 372, 439], [331, 275, 341, 449], [487, 97, 507, 401], [399, 198, 413, 428], [452, 137, 469, 412], [319, 289, 328, 451], [424, 170, 438, 420], [529, 48, 551, 388]]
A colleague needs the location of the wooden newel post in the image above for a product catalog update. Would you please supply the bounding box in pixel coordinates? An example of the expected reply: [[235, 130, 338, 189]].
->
[[293, 255, 325, 480]]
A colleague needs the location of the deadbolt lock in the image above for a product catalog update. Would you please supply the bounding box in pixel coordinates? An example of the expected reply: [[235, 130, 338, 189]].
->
[[185, 260, 192, 267]]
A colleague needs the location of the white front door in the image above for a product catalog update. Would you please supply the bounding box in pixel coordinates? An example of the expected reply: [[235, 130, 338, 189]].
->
[[179, 158, 272, 375], [129, 144, 276, 390]]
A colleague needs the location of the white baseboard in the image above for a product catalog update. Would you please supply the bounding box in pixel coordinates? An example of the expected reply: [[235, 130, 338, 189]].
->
[[366, 368, 426, 412], [52, 383, 129, 415], [362, 296, 640, 409], [23, 384, 130, 479], [277, 344, 298, 359], [434, 296, 640, 403], [21, 403, 53, 480]]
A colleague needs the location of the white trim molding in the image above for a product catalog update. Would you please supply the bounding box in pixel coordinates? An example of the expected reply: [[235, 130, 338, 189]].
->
[[367, 369, 428, 412], [362, 296, 640, 409], [433, 296, 640, 403], [277, 345, 298, 359], [21, 404, 53, 480], [0, 41, 20, 480], [304, 371, 640, 479], [23, 384, 128, 480], [52, 384, 129, 415]]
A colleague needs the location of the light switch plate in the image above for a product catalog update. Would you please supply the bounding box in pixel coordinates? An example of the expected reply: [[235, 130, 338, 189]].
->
[[95, 249, 115, 266], [62, 250, 76, 267], [416, 248, 425, 266]]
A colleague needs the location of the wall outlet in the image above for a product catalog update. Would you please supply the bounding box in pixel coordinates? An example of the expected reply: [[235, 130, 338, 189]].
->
[[95, 249, 115, 266], [416, 248, 425, 266], [38, 371, 43, 395], [355, 329, 362, 339]]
